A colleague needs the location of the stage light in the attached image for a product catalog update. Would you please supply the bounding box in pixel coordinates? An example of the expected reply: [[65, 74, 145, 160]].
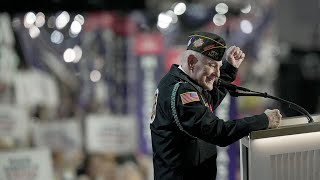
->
[[213, 14, 226, 26], [90, 70, 101, 82], [29, 25, 40, 38], [24, 12, 36, 28], [241, 4, 252, 14], [35, 12, 45, 28], [173, 2, 187, 16], [50, 30, 64, 44], [63, 48, 76, 63], [215, 3, 228, 15], [56, 11, 70, 29], [240, 20, 253, 34]]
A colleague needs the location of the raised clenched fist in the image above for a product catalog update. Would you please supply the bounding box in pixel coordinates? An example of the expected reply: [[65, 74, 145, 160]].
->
[[225, 46, 245, 68]]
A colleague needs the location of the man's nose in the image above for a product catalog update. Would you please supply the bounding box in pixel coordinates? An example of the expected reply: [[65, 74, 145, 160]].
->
[[215, 68, 220, 77]]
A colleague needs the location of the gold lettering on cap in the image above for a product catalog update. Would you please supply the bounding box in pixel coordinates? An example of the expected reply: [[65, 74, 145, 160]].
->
[[208, 50, 219, 58]]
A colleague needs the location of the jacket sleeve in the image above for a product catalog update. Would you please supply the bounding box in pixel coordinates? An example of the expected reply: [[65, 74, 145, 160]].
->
[[219, 60, 238, 82], [175, 83, 269, 147], [208, 60, 238, 108]]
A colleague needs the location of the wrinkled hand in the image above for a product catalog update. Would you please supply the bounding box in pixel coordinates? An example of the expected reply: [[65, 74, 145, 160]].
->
[[264, 109, 282, 129], [225, 46, 245, 68]]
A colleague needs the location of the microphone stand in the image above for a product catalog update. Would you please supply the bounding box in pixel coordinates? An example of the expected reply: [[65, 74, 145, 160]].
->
[[228, 90, 314, 123]]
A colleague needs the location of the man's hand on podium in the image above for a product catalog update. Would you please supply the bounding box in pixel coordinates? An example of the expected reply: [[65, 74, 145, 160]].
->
[[264, 109, 282, 129]]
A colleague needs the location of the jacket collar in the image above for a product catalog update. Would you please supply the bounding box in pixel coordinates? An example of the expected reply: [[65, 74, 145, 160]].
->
[[169, 64, 204, 93]]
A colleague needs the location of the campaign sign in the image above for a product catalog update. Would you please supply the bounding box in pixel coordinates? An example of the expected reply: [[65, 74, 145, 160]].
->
[[0, 148, 54, 180], [85, 114, 137, 154], [0, 104, 29, 146], [32, 119, 82, 152]]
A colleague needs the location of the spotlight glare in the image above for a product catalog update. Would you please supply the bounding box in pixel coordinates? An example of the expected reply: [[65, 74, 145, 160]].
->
[[70, 21, 82, 35], [24, 12, 36, 28], [241, 4, 252, 14], [173, 2, 187, 15], [63, 48, 76, 63], [29, 25, 40, 38], [90, 70, 101, 82], [213, 14, 226, 26], [240, 20, 253, 34], [215, 3, 228, 14]]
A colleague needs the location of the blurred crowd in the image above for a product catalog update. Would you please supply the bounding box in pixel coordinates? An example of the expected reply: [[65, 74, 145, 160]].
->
[[0, 0, 319, 179]]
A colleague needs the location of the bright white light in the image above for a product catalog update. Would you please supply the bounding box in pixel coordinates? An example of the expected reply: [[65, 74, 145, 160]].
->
[[73, 45, 82, 63], [29, 25, 40, 38], [173, 2, 187, 15], [50, 30, 64, 44], [158, 12, 173, 24], [63, 48, 76, 63], [56, 11, 70, 29], [157, 12, 172, 29], [35, 12, 45, 27], [157, 21, 170, 29], [69, 30, 78, 38], [215, 3, 228, 14], [240, 20, 253, 34], [90, 70, 101, 82], [74, 14, 84, 25], [24, 12, 36, 28], [166, 10, 178, 24], [213, 14, 226, 26], [70, 21, 82, 35], [241, 4, 252, 14]]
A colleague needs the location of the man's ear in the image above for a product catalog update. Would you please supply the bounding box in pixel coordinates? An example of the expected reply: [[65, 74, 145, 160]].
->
[[187, 55, 198, 69]]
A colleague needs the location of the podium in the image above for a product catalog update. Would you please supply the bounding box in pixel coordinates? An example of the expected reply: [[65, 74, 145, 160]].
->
[[240, 114, 320, 180]]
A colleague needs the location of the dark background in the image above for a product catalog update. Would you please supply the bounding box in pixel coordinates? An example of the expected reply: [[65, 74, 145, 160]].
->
[[1, 0, 146, 14]]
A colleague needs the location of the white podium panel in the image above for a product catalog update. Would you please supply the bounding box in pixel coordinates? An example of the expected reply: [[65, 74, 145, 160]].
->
[[240, 114, 320, 180]]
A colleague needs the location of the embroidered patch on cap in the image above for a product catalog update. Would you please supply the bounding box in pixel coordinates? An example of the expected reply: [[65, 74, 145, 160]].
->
[[186, 31, 227, 61], [180, 92, 200, 104], [193, 38, 204, 47]]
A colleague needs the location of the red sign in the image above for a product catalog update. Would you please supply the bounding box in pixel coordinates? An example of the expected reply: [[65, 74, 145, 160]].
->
[[83, 12, 115, 32], [133, 33, 163, 56], [164, 47, 185, 71]]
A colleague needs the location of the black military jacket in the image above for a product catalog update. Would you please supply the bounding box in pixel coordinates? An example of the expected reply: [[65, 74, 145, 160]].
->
[[150, 63, 269, 180]]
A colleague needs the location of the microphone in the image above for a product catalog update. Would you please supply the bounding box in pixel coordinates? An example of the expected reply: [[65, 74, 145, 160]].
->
[[217, 79, 251, 92], [216, 78, 314, 123]]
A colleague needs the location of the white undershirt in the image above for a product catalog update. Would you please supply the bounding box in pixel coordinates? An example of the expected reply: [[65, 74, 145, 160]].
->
[[178, 65, 187, 74]]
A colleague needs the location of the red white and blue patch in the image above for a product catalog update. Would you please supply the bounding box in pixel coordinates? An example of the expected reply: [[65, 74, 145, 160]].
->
[[193, 38, 204, 47], [180, 92, 200, 104]]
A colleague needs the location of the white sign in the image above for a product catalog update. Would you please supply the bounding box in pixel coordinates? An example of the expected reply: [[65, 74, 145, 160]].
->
[[0, 148, 54, 180], [85, 114, 137, 154], [14, 69, 59, 109], [0, 104, 29, 146], [32, 119, 82, 152]]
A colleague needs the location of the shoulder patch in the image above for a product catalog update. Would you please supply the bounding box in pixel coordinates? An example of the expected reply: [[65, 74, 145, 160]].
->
[[180, 92, 200, 104]]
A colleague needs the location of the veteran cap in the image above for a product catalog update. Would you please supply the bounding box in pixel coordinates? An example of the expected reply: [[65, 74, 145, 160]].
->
[[186, 32, 227, 61]]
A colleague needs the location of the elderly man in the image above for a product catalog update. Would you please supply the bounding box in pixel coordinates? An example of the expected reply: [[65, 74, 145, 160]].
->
[[150, 31, 281, 180]]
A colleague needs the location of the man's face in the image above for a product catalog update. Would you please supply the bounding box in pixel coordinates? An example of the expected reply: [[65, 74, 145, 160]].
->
[[190, 55, 222, 91]]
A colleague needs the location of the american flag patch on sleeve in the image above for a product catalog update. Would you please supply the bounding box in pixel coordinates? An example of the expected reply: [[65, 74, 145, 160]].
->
[[180, 92, 200, 104]]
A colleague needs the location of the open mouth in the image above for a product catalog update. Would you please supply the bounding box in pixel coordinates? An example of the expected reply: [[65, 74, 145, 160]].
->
[[207, 77, 216, 83]]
